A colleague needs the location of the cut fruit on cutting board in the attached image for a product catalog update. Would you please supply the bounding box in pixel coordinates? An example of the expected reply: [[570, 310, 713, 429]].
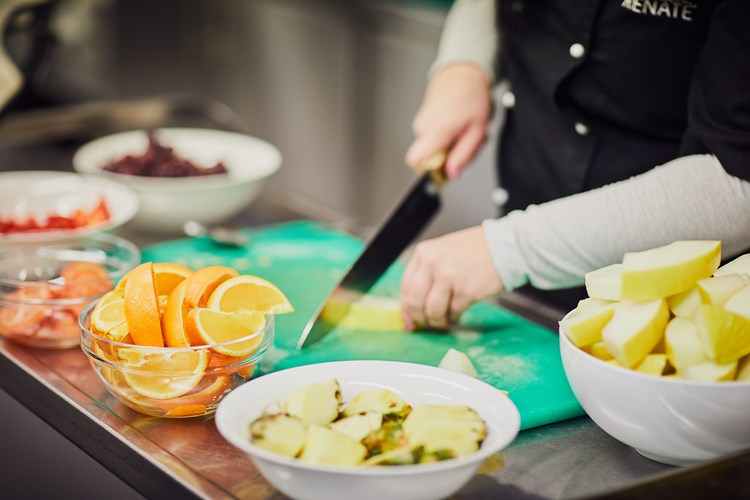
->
[[142, 220, 584, 430]]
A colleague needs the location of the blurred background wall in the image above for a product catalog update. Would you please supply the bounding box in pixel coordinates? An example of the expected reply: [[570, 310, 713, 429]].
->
[[33, 0, 500, 239]]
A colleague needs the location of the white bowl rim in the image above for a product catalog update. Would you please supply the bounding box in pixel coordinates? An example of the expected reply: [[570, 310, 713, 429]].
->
[[559, 313, 750, 387], [0, 170, 139, 243], [215, 359, 521, 476], [72, 127, 282, 192]]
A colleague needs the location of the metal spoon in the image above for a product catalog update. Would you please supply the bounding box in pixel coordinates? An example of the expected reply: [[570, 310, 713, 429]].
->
[[183, 220, 249, 247]]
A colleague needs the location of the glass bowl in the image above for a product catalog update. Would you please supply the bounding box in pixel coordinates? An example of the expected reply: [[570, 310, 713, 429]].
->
[[0, 233, 140, 349], [79, 301, 274, 418]]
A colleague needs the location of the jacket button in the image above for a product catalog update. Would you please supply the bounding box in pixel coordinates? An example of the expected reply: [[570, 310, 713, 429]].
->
[[500, 90, 516, 109], [569, 43, 586, 59], [491, 187, 509, 207], [574, 122, 590, 136]]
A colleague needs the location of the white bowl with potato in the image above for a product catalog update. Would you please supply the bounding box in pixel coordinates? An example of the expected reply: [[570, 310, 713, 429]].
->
[[215, 360, 520, 500], [560, 241, 750, 466]]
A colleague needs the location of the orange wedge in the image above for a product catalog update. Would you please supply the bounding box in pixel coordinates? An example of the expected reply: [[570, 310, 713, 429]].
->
[[207, 352, 256, 378], [91, 295, 129, 341], [183, 266, 239, 309], [162, 280, 191, 347], [184, 308, 266, 357], [207, 274, 294, 314], [124, 262, 164, 347], [150, 375, 231, 414], [117, 347, 209, 399], [116, 262, 193, 296]]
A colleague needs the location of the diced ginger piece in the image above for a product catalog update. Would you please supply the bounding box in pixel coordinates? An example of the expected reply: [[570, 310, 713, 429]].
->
[[679, 360, 737, 382], [665, 317, 708, 371], [697, 303, 750, 364], [667, 287, 702, 321], [620, 241, 721, 301], [584, 264, 622, 301], [697, 274, 750, 307], [561, 300, 615, 348], [602, 299, 669, 368]]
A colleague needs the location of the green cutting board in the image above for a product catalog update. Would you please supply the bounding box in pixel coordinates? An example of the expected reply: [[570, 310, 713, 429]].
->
[[142, 221, 584, 430]]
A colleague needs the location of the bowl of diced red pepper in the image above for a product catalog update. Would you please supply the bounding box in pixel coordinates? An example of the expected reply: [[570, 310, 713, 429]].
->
[[0, 170, 139, 244], [0, 233, 140, 349]]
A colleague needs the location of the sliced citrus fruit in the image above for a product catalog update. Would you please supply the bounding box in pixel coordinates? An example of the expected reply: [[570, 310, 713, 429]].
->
[[116, 262, 193, 294], [91, 296, 130, 341], [184, 308, 266, 357], [207, 274, 294, 314], [150, 375, 231, 413], [183, 266, 238, 309], [123, 262, 164, 347], [207, 352, 256, 377], [153, 262, 193, 296], [117, 347, 209, 399], [162, 280, 191, 348]]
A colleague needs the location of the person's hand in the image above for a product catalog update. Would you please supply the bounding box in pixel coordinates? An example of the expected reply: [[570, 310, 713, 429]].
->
[[405, 63, 493, 179], [400, 226, 504, 331]]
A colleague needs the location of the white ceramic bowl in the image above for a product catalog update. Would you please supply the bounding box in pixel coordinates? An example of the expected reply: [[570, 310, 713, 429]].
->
[[0, 170, 138, 244], [72, 128, 282, 234], [559, 318, 750, 466], [215, 360, 520, 500]]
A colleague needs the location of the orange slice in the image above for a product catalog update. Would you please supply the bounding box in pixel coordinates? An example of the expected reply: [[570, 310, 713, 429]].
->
[[123, 262, 164, 347], [162, 280, 191, 348], [207, 352, 256, 378], [117, 347, 209, 399], [91, 295, 129, 341], [184, 308, 266, 357], [183, 266, 238, 309], [150, 375, 231, 414], [207, 274, 294, 314], [116, 262, 193, 296]]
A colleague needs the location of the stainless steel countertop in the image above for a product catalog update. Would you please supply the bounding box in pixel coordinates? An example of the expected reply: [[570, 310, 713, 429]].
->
[[1, 98, 747, 499]]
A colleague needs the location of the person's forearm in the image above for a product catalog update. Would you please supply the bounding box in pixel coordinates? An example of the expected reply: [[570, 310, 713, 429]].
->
[[482, 154, 750, 291], [430, 0, 497, 81]]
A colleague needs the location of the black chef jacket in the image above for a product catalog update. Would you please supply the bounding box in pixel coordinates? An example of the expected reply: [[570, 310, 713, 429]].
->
[[493, 0, 750, 310], [495, 0, 750, 212]]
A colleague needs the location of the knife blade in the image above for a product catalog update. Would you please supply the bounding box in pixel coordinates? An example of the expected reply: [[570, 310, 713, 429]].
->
[[297, 160, 447, 349]]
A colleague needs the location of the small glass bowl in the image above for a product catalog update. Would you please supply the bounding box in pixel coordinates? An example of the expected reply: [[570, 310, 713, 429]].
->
[[79, 301, 274, 418], [0, 233, 140, 349]]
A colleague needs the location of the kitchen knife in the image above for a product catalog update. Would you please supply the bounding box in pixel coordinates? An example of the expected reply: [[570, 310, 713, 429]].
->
[[297, 152, 447, 349]]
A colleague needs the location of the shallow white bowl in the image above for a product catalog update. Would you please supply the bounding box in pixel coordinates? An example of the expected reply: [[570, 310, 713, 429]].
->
[[0, 170, 138, 244], [215, 360, 520, 500], [72, 128, 282, 234], [559, 318, 750, 466]]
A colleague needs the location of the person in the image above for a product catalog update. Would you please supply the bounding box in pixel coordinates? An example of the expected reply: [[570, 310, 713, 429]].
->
[[399, 0, 750, 331]]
